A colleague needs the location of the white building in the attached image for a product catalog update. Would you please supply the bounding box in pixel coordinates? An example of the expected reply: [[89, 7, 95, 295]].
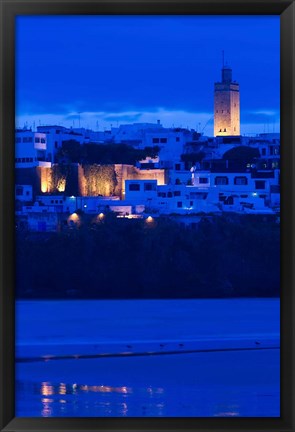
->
[[15, 129, 51, 168], [124, 167, 280, 215], [112, 122, 163, 146], [37, 125, 85, 162]]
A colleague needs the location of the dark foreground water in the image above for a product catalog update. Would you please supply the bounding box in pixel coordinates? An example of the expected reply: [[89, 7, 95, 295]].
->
[[15, 299, 280, 417]]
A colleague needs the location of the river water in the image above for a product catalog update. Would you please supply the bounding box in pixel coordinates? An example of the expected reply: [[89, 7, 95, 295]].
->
[[15, 298, 280, 417]]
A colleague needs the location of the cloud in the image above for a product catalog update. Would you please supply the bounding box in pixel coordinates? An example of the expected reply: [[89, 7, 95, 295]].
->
[[242, 110, 279, 124], [103, 113, 142, 123]]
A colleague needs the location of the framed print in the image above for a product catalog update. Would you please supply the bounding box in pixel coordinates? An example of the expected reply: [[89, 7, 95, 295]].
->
[[0, 0, 294, 431]]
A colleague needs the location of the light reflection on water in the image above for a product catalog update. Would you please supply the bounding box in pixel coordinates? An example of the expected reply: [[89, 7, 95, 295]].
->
[[17, 378, 250, 417], [34, 381, 166, 417], [16, 344, 280, 417]]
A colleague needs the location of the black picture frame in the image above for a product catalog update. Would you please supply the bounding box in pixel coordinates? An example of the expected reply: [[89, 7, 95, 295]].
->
[[0, 0, 294, 431]]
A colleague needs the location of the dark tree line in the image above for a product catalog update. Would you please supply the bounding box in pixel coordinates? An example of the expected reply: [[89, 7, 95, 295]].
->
[[16, 215, 280, 299], [57, 141, 160, 165]]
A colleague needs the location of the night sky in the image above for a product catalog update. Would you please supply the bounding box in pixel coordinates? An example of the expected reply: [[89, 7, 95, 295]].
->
[[16, 15, 280, 135]]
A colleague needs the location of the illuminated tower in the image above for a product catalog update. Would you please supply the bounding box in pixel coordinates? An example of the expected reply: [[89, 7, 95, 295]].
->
[[214, 61, 240, 137]]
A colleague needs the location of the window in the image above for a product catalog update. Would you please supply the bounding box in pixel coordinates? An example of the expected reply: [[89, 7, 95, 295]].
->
[[158, 192, 166, 198], [176, 137, 180, 142], [215, 176, 228, 185], [23, 137, 32, 143], [15, 187, 23, 196], [175, 164, 181, 171], [240, 194, 248, 198], [199, 177, 209, 184], [224, 128, 226, 132], [174, 191, 181, 196], [55, 141, 58, 149], [41, 138, 46, 143], [261, 148, 266, 156], [190, 201, 193, 206], [167, 192, 172, 198], [255, 180, 265, 190], [160, 138, 167, 143], [129, 183, 140, 191], [224, 196, 234, 205], [216, 110, 218, 113], [144, 183, 156, 191], [15, 137, 21, 143], [35, 137, 41, 143], [26, 191, 30, 196], [222, 110, 224, 113], [234, 176, 248, 185], [177, 201, 182, 208], [152, 138, 159, 144]]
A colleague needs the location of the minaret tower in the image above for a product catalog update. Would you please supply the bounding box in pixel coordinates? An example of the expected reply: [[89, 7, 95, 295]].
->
[[214, 54, 240, 137]]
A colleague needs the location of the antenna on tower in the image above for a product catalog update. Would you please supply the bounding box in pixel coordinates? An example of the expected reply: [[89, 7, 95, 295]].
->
[[78, 112, 82, 128]]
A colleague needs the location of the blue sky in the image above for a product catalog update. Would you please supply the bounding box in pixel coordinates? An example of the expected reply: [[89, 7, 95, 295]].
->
[[16, 15, 280, 135]]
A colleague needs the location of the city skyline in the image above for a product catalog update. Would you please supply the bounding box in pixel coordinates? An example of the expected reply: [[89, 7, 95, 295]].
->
[[16, 15, 280, 135]]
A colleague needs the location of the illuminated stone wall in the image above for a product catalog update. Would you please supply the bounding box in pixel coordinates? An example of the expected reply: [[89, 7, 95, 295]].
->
[[32, 164, 166, 199], [114, 164, 166, 198], [82, 165, 117, 197]]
